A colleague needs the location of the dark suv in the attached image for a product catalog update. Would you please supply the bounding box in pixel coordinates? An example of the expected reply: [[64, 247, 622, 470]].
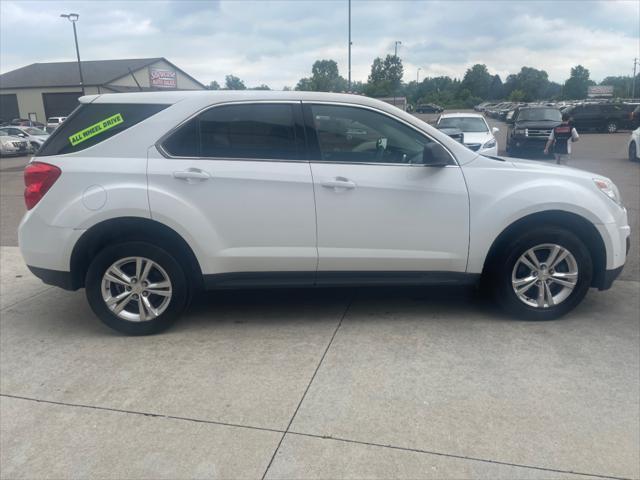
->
[[506, 106, 562, 156], [563, 103, 635, 133]]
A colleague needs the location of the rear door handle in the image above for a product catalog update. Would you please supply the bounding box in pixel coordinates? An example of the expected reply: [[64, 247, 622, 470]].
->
[[173, 169, 211, 182], [321, 178, 356, 190]]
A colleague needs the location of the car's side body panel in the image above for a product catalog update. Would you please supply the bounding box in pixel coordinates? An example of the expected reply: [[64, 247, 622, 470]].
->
[[147, 147, 318, 275]]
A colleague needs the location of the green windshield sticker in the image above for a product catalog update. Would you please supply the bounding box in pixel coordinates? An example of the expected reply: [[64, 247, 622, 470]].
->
[[68, 113, 124, 146]]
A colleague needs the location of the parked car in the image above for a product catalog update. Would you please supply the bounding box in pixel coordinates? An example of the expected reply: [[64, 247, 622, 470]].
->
[[0, 134, 30, 156], [563, 103, 635, 133], [506, 106, 562, 156], [436, 112, 498, 155], [474, 102, 491, 112], [628, 127, 640, 162], [415, 103, 444, 113], [10, 118, 46, 129], [20, 91, 629, 335], [46, 116, 67, 133], [0, 126, 49, 152]]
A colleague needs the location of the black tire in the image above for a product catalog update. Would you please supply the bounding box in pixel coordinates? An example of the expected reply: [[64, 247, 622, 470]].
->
[[629, 141, 637, 162], [489, 227, 593, 320], [605, 120, 618, 133], [85, 241, 189, 335]]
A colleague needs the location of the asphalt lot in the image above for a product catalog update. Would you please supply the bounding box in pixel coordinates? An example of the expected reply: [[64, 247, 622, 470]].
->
[[1, 114, 639, 479]]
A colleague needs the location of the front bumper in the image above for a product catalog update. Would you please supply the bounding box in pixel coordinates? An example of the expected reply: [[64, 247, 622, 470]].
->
[[509, 136, 548, 150]]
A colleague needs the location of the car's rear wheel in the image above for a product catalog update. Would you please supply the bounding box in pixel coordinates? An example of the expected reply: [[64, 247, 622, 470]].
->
[[629, 141, 637, 162], [491, 227, 593, 320], [605, 121, 618, 133], [85, 242, 189, 335]]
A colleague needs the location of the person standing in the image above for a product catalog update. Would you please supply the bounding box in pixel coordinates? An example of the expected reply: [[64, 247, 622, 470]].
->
[[544, 112, 579, 165]]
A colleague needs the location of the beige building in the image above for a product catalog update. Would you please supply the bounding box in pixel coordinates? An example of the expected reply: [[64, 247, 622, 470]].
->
[[0, 57, 205, 124]]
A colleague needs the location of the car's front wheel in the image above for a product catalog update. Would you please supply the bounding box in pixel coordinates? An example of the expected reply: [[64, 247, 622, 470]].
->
[[491, 227, 593, 320], [605, 121, 618, 133], [85, 242, 189, 335]]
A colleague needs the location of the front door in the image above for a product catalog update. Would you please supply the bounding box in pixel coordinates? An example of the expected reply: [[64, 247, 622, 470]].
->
[[305, 103, 469, 277], [148, 102, 318, 281]]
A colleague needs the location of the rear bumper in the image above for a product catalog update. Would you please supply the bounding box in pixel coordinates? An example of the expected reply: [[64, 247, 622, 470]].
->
[[27, 265, 76, 291]]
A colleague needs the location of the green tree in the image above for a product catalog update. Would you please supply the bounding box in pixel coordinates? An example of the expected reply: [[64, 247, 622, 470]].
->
[[208, 80, 221, 90], [487, 74, 503, 100], [600, 75, 636, 98], [461, 64, 492, 99], [366, 55, 403, 96], [508, 89, 526, 102], [251, 84, 271, 90], [295, 59, 348, 92], [562, 65, 593, 99], [225, 75, 246, 90], [501, 67, 549, 101]]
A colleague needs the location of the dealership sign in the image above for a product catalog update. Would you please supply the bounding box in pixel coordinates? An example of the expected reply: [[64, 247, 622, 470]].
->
[[587, 85, 613, 98], [149, 68, 177, 89]]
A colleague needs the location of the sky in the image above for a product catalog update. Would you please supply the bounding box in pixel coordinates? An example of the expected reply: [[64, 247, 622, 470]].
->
[[1, 0, 639, 89]]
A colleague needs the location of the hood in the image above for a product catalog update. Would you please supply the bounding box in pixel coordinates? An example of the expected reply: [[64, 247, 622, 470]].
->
[[509, 157, 604, 181], [461, 131, 493, 145]]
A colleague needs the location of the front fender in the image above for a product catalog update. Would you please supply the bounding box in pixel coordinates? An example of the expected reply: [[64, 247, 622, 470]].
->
[[464, 165, 616, 273]]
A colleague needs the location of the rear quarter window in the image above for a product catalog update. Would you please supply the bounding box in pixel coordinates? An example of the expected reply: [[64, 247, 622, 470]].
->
[[38, 103, 168, 156]]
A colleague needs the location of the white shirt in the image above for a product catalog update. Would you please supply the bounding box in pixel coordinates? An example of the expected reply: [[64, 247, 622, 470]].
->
[[548, 126, 579, 154]]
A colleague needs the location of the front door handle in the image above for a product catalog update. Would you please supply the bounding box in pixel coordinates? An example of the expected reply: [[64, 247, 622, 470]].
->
[[173, 169, 211, 182], [321, 177, 356, 190]]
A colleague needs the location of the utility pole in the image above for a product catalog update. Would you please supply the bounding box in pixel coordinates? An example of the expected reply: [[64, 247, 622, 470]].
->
[[394, 40, 402, 57], [61, 13, 85, 96], [632, 58, 638, 99], [348, 0, 351, 91]]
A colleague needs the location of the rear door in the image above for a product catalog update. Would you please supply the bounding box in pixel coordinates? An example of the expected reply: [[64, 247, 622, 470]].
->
[[147, 102, 318, 282], [304, 102, 469, 278]]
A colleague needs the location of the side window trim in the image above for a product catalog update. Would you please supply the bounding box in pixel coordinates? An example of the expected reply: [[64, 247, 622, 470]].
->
[[157, 101, 308, 162], [301, 101, 458, 167]]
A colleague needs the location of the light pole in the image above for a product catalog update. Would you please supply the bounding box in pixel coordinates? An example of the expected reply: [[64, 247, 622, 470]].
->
[[348, 0, 352, 91], [394, 40, 402, 57], [632, 58, 638, 99], [416, 67, 422, 84], [60, 13, 85, 95]]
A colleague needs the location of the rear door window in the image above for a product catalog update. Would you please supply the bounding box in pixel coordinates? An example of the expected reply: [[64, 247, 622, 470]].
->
[[161, 103, 303, 160], [38, 103, 168, 156]]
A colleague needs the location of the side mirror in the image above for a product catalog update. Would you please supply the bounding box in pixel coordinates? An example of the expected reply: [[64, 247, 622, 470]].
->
[[492, 127, 499, 134], [422, 143, 451, 167]]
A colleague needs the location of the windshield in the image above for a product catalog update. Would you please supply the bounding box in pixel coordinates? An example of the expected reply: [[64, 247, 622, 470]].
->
[[25, 127, 47, 135], [517, 108, 561, 122], [438, 117, 488, 132]]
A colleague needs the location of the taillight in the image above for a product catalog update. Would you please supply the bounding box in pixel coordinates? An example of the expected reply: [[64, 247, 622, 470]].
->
[[24, 162, 61, 210]]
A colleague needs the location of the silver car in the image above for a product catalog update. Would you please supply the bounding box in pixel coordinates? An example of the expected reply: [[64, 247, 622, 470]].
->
[[0, 126, 49, 153], [0, 134, 30, 156]]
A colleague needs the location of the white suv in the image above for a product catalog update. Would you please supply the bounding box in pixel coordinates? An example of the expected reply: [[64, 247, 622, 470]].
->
[[19, 91, 630, 335]]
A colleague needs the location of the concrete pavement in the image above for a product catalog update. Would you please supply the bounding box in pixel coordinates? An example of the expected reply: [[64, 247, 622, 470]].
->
[[1, 246, 638, 479]]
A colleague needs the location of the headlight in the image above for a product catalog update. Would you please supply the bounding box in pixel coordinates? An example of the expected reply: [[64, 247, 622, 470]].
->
[[593, 178, 622, 206], [482, 138, 496, 149]]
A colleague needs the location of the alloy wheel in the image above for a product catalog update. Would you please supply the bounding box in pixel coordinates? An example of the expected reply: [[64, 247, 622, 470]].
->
[[101, 256, 172, 322], [511, 244, 578, 309]]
